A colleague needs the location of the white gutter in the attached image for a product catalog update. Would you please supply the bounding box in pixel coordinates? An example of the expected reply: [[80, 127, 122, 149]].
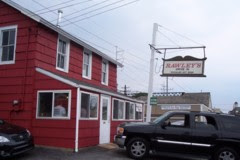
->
[[36, 68, 144, 104], [75, 87, 80, 152]]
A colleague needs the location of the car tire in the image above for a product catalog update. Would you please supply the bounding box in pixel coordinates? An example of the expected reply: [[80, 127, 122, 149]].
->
[[214, 147, 239, 160], [126, 137, 149, 159]]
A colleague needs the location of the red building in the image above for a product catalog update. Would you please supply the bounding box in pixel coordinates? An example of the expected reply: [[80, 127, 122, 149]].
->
[[0, 0, 143, 151]]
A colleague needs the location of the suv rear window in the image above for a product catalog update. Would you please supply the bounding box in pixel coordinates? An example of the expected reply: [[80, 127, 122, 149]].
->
[[221, 116, 240, 132]]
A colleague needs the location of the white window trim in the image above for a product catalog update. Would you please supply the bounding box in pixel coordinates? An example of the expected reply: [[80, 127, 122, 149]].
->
[[56, 35, 70, 73], [82, 50, 92, 80], [0, 25, 18, 65], [101, 60, 109, 86], [79, 91, 99, 120], [112, 98, 125, 121], [36, 90, 72, 120]]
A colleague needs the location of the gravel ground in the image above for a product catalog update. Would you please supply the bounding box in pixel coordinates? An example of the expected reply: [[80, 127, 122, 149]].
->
[[6, 144, 207, 160]]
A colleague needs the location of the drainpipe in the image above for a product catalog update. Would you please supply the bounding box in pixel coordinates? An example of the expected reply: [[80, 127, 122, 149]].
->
[[75, 87, 80, 152]]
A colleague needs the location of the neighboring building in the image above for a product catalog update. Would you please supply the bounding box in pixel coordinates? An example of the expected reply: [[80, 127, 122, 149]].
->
[[0, 0, 143, 151], [229, 102, 240, 116], [139, 92, 212, 120]]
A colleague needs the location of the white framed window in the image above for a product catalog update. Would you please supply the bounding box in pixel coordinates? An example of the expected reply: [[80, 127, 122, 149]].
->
[[80, 91, 99, 120], [82, 50, 92, 79], [112, 99, 125, 120], [36, 90, 71, 119], [125, 102, 135, 120], [56, 35, 70, 72], [0, 25, 17, 65], [101, 60, 108, 85], [135, 103, 143, 120]]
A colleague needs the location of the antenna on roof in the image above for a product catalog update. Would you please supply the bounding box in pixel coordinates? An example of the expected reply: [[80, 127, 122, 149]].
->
[[56, 10, 63, 27]]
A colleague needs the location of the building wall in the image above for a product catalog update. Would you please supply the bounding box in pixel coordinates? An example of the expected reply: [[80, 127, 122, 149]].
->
[[35, 24, 117, 91], [32, 72, 77, 148], [0, 1, 38, 129]]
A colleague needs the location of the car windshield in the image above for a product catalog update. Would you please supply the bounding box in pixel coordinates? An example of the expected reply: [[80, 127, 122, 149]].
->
[[152, 112, 171, 124]]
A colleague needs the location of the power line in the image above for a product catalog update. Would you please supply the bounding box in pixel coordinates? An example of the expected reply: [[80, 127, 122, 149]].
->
[[62, 0, 140, 26], [157, 30, 180, 47], [158, 25, 204, 46], [61, 0, 126, 25], [34, 0, 77, 13], [171, 79, 188, 92], [35, 0, 93, 15], [50, 0, 111, 22]]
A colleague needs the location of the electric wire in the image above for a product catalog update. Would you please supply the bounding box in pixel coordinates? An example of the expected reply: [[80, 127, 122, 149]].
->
[[60, 0, 127, 25], [158, 25, 204, 46], [62, 0, 140, 26], [35, 0, 93, 15], [50, 0, 111, 22]]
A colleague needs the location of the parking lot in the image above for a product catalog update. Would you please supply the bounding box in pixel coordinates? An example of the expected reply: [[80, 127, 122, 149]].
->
[[7, 144, 207, 160]]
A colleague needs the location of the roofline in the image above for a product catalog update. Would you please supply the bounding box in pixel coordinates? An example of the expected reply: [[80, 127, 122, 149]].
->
[[1, 0, 123, 67], [35, 67, 143, 103]]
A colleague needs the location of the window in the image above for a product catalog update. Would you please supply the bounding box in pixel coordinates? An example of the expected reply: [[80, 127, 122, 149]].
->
[[164, 114, 190, 128], [80, 92, 98, 119], [101, 60, 108, 85], [135, 103, 143, 120], [113, 99, 124, 120], [37, 91, 71, 119], [125, 102, 135, 120], [0, 26, 17, 64], [82, 51, 92, 79], [56, 36, 70, 72], [195, 115, 218, 130]]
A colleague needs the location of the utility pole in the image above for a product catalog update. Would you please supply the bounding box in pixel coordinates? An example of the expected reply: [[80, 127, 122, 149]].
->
[[146, 23, 158, 122]]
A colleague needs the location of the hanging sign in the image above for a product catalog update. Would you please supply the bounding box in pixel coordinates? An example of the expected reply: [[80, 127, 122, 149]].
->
[[161, 56, 206, 77]]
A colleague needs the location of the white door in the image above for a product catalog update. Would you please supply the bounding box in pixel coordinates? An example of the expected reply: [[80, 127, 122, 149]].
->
[[99, 96, 111, 144]]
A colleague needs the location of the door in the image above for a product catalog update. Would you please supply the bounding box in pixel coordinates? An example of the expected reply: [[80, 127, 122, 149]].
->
[[99, 95, 111, 144], [191, 114, 220, 156], [153, 113, 192, 154]]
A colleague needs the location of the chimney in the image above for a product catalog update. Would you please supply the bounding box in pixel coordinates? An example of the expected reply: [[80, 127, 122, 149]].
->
[[56, 10, 63, 27]]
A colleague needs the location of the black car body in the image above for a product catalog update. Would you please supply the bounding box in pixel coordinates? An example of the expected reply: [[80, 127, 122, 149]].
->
[[115, 111, 240, 160], [0, 120, 34, 158]]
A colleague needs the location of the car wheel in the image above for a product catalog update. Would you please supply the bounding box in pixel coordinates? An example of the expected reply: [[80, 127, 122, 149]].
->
[[126, 137, 149, 159], [214, 147, 239, 160]]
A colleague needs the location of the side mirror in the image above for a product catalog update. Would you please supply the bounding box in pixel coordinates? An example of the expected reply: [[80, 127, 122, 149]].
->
[[161, 121, 168, 129]]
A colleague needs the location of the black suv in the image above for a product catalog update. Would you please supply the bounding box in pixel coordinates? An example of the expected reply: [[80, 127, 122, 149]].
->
[[115, 111, 240, 160], [0, 119, 34, 158]]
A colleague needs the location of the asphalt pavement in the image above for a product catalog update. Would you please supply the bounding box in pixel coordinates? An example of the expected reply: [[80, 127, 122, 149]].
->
[[7, 144, 206, 160]]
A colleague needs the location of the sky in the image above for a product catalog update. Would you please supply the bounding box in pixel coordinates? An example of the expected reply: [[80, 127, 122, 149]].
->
[[11, 0, 240, 112]]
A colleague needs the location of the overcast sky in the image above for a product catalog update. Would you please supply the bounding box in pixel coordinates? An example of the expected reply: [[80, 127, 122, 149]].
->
[[11, 0, 240, 112]]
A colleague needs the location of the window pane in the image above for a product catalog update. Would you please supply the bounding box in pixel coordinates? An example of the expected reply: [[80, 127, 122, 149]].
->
[[84, 53, 89, 65], [8, 46, 14, 61], [135, 104, 142, 120], [58, 40, 63, 53], [125, 102, 130, 119], [53, 93, 69, 117], [2, 31, 9, 46], [118, 101, 124, 119], [102, 72, 106, 83], [9, 30, 15, 45], [38, 93, 53, 117], [102, 99, 108, 120], [90, 95, 98, 118], [83, 64, 89, 77], [1, 47, 8, 61], [62, 41, 66, 54], [81, 93, 90, 118], [129, 103, 134, 119], [113, 100, 119, 119]]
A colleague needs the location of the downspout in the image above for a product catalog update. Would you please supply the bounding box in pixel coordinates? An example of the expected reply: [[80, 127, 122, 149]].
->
[[75, 87, 80, 152]]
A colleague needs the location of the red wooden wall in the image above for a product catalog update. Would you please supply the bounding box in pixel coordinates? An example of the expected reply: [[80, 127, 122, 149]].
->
[[0, 1, 38, 129]]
